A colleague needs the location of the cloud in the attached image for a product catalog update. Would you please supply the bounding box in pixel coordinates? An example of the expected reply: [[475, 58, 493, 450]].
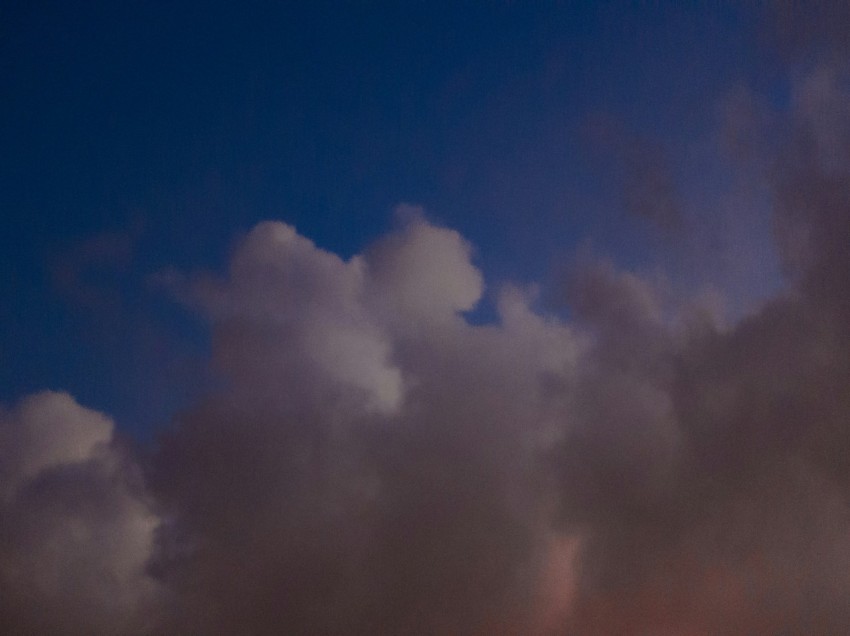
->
[[550, 64, 850, 635], [149, 212, 584, 634], [582, 114, 684, 233], [769, 0, 850, 61], [5, 56, 850, 636], [9, 89, 850, 629], [144, 80, 850, 629], [0, 391, 161, 636], [364, 206, 484, 326], [49, 224, 142, 314], [145, 83, 850, 630]]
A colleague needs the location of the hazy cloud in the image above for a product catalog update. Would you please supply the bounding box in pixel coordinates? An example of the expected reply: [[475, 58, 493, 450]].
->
[[582, 114, 684, 233], [553, 63, 850, 635]]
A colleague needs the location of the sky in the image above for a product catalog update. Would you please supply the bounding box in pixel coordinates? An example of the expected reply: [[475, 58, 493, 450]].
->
[[2, 1, 850, 634], [2, 1, 785, 435]]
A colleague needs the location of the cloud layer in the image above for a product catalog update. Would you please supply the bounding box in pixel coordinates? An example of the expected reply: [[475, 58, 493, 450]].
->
[[4, 63, 850, 634]]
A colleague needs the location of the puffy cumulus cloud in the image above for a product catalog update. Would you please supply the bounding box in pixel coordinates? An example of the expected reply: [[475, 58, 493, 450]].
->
[[180, 220, 405, 416], [12, 122, 850, 632], [150, 213, 585, 635], [0, 391, 161, 636], [146, 103, 850, 629], [364, 207, 484, 326], [146, 111, 850, 632], [7, 67, 850, 635]]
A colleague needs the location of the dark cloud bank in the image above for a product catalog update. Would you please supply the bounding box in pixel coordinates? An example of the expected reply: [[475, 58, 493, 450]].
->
[[5, 41, 850, 636]]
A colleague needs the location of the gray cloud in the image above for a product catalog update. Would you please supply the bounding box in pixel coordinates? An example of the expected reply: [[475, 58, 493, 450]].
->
[[4, 57, 850, 636], [769, 0, 850, 62], [552, 65, 850, 635], [150, 210, 583, 635], [0, 391, 161, 636], [145, 74, 850, 630]]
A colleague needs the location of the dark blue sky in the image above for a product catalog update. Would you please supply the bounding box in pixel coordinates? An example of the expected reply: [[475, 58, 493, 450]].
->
[[2, 2, 783, 437]]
